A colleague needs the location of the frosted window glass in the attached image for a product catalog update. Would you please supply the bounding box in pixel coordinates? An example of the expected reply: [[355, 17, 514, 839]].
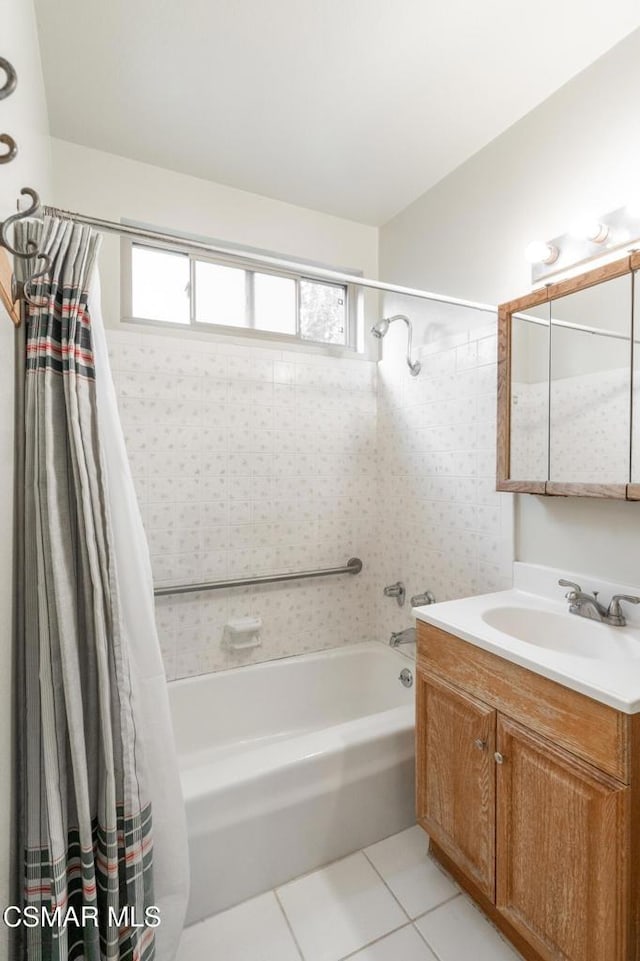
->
[[195, 261, 247, 327], [131, 245, 190, 324], [300, 280, 347, 345], [254, 273, 296, 334]]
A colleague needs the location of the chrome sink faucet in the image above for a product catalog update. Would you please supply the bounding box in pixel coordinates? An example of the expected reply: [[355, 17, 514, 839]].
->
[[558, 579, 640, 627]]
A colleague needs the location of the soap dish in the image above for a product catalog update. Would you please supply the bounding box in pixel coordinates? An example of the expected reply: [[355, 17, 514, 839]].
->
[[223, 617, 262, 651]]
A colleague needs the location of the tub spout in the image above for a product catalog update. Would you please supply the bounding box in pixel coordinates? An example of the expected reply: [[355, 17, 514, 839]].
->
[[389, 627, 416, 648]]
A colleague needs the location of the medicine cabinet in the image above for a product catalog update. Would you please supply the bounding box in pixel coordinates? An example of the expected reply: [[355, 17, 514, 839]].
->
[[497, 255, 640, 499]]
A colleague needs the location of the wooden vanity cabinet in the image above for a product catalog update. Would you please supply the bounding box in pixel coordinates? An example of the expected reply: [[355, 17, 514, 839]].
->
[[496, 716, 628, 961], [416, 620, 639, 961], [417, 672, 496, 899]]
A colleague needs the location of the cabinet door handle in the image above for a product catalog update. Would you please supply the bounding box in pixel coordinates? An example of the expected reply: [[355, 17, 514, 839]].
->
[[474, 738, 487, 751], [494, 751, 505, 764]]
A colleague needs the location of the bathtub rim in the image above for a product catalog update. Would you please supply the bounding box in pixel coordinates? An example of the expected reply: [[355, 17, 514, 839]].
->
[[167, 638, 414, 695]]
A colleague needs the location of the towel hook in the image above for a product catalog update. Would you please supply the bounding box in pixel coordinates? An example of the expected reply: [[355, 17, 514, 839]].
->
[[0, 58, 18, 164], [0, 58, 17, 100], [0, 187, 51, 308], [0, 187, 41, 258], [22, 253, 52, 308], [0, 52, 49, 312], [0, 134, 17, 164]]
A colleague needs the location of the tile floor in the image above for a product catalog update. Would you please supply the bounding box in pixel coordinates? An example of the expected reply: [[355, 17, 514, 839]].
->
[[177, 825, 523, 961]]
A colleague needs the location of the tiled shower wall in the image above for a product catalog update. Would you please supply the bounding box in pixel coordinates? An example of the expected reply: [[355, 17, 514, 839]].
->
[[108, 319, 513, 679], [107, 328, 379, 679], [512, 366, 630, 483], [375, 320, 513, 640]]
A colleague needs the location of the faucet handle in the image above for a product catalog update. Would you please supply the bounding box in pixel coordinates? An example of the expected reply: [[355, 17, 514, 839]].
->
[[383, 582, 406, 607], [558, 578, 581, 600], [608, 594, 640, 621], [411, 590, 436, 607]]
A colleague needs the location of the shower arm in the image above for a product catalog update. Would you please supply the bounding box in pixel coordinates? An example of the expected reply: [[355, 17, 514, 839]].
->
[[389, 314, 421, 377]]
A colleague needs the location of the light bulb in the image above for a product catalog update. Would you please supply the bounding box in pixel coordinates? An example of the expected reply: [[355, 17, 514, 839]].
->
[[570, 215, 609, 244], [525, 241, 558, 265], [584, 221, 609, 243], [626, 199, 640, 219]]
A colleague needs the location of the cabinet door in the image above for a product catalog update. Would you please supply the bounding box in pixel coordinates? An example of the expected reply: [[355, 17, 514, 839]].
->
[[496, 716, 628, 961], [416, 670, 496, 899]]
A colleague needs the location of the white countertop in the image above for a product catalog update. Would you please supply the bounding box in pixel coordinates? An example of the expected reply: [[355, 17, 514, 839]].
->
[[413, 562, 640, 714]]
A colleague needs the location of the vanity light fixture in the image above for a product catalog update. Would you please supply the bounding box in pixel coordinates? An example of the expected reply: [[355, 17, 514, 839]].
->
[[524, 240, 559, 266], [526, 201, 640, 282]]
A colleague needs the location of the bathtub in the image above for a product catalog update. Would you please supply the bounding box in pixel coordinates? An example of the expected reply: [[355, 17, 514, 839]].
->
[[169, 640, 416, 924]]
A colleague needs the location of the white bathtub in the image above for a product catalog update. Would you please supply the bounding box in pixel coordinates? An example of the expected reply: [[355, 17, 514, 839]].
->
[[169, 640, 416, 924]]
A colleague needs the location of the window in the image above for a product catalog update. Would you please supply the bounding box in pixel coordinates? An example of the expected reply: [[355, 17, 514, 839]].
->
[[131, 245, 190, 324], [124, 240, 354, 349], [195, 261, 246, 328]]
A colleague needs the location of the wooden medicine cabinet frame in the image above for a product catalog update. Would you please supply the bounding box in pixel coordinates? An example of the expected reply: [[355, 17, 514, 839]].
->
[[497, 253, 640, 500]]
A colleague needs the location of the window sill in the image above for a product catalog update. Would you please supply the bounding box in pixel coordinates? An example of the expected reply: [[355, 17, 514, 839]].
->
[[118, 316, 376, 363]]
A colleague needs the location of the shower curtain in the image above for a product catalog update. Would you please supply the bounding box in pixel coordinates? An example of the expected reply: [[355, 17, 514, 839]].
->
[[14, 217, 189, 960]]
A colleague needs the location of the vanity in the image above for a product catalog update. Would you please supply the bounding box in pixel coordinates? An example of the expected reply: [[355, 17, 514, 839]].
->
[[414, 563, 640, 961]]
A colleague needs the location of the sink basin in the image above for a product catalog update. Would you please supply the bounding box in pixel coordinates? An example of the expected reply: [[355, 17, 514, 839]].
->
[[481, 606, 640, 661], [413, 572, 640, 711]]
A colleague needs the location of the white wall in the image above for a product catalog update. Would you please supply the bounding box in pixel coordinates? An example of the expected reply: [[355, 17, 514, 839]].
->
[[1, 1, 51, 953], [380, 27, 640, 585], [49, 139, 379, 333], [0, 9, 51, 224]]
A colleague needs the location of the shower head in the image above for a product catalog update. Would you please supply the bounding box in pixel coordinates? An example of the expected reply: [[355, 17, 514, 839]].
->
[[370, 314, 421, 377], [370, 318, 390, 339]]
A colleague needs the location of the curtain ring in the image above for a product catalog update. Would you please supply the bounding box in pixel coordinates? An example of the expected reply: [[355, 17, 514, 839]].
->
[[0, 58, 17, 100], [0, 134, 18, 164]]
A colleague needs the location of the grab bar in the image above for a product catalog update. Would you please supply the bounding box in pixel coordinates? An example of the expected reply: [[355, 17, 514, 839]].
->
[[153, 556, 363, 597]]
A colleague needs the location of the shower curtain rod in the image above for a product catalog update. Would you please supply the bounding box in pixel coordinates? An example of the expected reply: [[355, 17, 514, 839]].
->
[[515, 310, 634, 343], [42, 205, 498, 316]]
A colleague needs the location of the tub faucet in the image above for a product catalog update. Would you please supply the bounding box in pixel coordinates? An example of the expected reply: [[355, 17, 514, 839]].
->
[[389, 627, 416, 647], [559, 579, 640, 627], [384, 582, 406, 607], [411, 590, 436, 607]]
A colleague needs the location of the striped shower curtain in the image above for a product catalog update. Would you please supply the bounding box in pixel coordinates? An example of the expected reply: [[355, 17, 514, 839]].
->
[[14, 217, 188, 960]]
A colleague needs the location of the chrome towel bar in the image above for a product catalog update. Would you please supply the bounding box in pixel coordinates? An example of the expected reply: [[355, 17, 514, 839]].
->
[[153, 557, 363, 597]]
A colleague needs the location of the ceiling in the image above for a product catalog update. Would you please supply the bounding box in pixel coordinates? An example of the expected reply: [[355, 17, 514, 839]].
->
[[34, 0, 640, 226]]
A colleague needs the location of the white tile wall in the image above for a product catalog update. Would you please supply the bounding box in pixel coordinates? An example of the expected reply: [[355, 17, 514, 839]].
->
[[512, 366, 630, 483], [509, 378, 549, 482], [375, 321, 513, 640], [107, 317, 514, 680], [107, 329, 379, 679]]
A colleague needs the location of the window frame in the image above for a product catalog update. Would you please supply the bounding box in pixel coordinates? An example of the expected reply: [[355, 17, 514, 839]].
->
[[121, 236, 359, 351]]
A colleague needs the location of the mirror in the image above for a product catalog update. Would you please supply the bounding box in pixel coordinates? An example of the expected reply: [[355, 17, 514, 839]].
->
[[498, 255, 639, 497], [549, 275, 632, 486], [632, 270, 640, 486], [509, 302, 550, 482]]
